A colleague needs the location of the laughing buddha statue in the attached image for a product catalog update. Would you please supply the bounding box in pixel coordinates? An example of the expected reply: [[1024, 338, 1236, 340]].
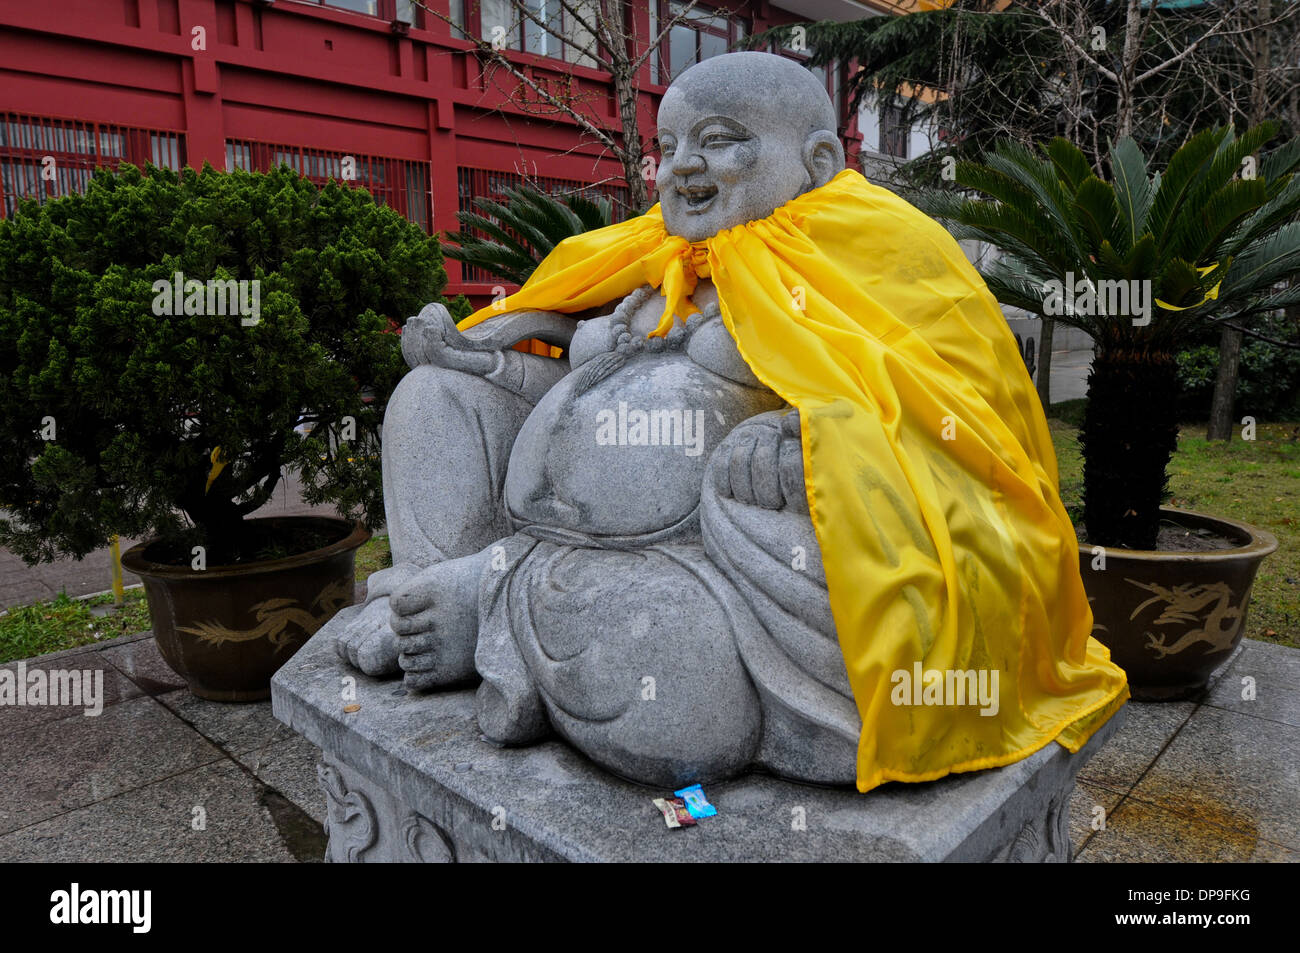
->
[[333, 52, 1127, 793]]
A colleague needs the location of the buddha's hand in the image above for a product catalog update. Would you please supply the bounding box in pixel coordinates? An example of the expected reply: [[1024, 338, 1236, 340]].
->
[[712, 409, 808, 514], [401, 302, 497, 375]]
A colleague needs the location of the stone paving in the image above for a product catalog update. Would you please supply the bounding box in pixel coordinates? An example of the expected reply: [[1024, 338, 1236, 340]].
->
[[0, 631, 325, 862]]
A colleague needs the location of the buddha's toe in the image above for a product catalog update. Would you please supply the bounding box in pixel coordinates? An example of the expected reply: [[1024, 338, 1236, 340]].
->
[[335, 599, 401, 677]]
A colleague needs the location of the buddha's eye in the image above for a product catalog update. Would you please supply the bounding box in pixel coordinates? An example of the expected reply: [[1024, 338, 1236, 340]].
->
[[660, 138, 677, 157], [702, 132, 746, 148]]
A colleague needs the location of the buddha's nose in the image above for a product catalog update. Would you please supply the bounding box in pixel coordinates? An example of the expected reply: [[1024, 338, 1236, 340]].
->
[[670, 150, 706, 176]]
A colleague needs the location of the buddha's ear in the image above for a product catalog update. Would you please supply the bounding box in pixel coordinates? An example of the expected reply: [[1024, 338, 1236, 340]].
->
[[802, 132, 845, 189]]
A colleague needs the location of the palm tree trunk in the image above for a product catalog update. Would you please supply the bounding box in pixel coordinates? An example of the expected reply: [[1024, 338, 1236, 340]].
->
[[1080, 348, 1180, 549]]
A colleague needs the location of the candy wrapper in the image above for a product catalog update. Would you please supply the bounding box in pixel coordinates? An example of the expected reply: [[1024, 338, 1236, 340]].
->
[[652, 797, 696, 829], [674, 784, 718, 819]]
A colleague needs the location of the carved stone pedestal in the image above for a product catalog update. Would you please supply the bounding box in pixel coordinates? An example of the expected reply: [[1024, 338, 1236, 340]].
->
[[272, 617, 1124, 863]]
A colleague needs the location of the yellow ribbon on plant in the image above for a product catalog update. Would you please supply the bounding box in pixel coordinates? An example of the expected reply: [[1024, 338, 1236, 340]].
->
[[462, 168, 1128, 792], [1156, 262, 1224, 311], [205, 446, 226, 494]]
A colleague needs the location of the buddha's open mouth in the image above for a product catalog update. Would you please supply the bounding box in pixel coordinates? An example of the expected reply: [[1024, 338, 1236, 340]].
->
[[679, 184, 718, 212]]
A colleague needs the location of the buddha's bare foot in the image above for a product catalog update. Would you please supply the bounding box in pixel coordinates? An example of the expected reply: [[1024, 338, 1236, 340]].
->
[[333, 563, 419, 677], [390, 552, 486, 692], [335, 598, 401, 677]]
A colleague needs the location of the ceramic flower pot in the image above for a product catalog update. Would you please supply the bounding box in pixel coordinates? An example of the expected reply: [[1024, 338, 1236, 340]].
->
[[1078, 507, 1277, 701], [121, 516, 370, 702]]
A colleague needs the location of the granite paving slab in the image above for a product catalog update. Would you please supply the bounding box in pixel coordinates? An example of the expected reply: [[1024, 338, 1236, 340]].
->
[[1204, 639, 1300, 729], [0, 649, 142, 737], [1076, 795, 1299, 863], [0, 759, 306, 862], [1129, 704, 1300, 852], [1068, 778, 1125, 858], [236, 733, 326, 825], [0, 695, 223, 835], [1077, 699, 1195, 793], [156, 689, 289, 757], [101, 636, 188, 697]]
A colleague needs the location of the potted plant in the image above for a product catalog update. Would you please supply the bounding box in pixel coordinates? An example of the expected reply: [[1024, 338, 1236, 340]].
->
[[919, 124, 1299, 699], [0, 163, 445, 700]]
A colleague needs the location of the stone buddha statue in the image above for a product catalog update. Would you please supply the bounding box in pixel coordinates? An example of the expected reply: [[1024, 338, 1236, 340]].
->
[[333, 51, 1128, 794], [336, 52, 861, 787]]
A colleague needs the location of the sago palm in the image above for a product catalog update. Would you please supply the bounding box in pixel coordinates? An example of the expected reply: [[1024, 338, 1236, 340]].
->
[[442, 185, 613, 286], [917, 123, 1300, 550]]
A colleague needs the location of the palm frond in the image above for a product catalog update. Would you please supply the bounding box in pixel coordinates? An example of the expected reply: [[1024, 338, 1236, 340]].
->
[[440, 185, 615, 286], [1109, 138, 1154, 250]]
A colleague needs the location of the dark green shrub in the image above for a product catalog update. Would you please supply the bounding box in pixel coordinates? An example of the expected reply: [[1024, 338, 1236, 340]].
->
[[1176, 318, 1300, 422], [0, 162, 446, 565]]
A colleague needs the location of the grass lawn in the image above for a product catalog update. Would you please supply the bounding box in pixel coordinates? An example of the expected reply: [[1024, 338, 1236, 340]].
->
[[353, 534, 392, 580], [1050, 409, 1300, 649], [0, 588, 153, 665]]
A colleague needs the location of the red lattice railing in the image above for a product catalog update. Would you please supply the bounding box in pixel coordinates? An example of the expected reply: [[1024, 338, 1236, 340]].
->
[[226, 138, 432, 232], [0, 113, 185, 218]]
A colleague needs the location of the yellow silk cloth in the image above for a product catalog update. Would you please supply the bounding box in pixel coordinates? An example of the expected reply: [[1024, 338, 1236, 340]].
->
[[461, 167, 1128, 792]]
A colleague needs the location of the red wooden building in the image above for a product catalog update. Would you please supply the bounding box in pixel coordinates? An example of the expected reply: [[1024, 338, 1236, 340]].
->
[[0, 0, 899, 299]]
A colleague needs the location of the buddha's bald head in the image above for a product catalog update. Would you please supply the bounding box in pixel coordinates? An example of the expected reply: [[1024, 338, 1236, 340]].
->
[[655, 52, 845, 241]]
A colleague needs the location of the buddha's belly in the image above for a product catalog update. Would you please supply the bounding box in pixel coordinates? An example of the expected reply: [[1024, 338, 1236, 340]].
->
[[505, 351, 784, 536]]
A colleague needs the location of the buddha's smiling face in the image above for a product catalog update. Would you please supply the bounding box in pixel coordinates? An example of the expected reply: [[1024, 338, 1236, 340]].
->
[[655, 91, 811, 242], [653, 53, 845, 243]]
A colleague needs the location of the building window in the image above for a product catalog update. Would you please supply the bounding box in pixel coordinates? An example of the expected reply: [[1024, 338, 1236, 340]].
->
[[321, 0, 379, 14], [879, 102, 910, 159], [0, 113, 185, 218], [650, 1, 749, 86], [313, 1, 422, 26], [462, 0, 601, 67], [226, 139, 431, 232], [449, 0, 469, 38]]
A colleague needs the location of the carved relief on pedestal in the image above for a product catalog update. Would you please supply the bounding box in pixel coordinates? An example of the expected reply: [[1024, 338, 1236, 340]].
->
[[318, 760, 456, 863], [401, 812, 455, 863], [1002, 792, 1072, 863], [318, 762, 378, 863]]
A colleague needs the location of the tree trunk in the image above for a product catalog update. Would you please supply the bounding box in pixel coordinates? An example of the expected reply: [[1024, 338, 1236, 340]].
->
[[608, 60, 648, 210], [1035, 316, 1055, 409], [1080, 348, 1180, 550], [1115, 0, 1144, 139], [1206, 325, 1243, 440], [1207, 0, 1271, 440], [601, 4, 649, 214]]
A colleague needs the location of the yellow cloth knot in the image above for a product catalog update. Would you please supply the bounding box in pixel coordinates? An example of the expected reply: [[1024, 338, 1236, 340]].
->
[[642, 237, 712, 337]]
